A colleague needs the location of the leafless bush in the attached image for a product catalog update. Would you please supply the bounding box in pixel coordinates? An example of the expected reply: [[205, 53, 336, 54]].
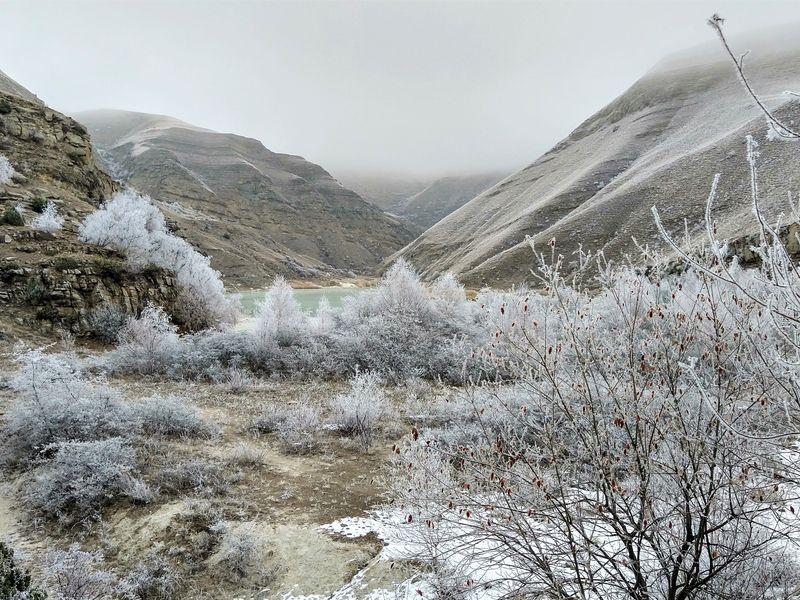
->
[[217, 526, 260, 580], [276, 404, 321, 454], [120, 475, 157, 505], [157, 459, 240, 496], [87, 304, 128, 343], [387, 63, 800, 595], [247, 403, 290, 435], [29, 438, 139, 521], [329, 371, 388, 451], [41, 544, 116, 600], [118, 549, 182, 600], [225, 366, 252, 394], [110, 305, 180, 375], [134, 395, 208, 438], [229, 442, 265, 467], [2, 349, 139, 465]]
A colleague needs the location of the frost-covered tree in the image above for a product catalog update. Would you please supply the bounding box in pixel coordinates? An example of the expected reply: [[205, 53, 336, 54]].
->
[[390, 252, 800, 598], [310, 296, 335, 337], [252, 275, 307, 347], [79, 190, 236, 329], [385, 27, 800, 593], [331, 261, 484, 382], [30, 201, 64, 233]]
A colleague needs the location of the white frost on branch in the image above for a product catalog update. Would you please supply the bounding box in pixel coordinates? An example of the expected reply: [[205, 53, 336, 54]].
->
[[0, 154, 15, 185], [79, 189, 237, 329]]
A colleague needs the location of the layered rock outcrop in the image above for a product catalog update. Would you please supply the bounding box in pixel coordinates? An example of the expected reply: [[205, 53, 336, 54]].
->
[[0, 79, 181, 336]]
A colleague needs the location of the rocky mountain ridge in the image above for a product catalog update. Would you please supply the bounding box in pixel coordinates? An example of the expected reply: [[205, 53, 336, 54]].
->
[[77, 109, 417, 288]]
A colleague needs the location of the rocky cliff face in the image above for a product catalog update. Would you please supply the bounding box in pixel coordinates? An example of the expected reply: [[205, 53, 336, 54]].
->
[[1, 231, 178, 334], [398, 28, 800, 287], [76, 110, 417, 288], [0, 81, 180, 335], [0, 91, 115, 208]]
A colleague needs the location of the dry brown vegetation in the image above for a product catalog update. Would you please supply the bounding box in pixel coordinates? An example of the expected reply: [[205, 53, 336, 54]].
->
[[0, 336, 423, 598]]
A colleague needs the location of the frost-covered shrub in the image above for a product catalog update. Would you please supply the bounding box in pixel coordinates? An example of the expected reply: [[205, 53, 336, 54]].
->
[[0, 155, 15, 185], [2, 348, 209, 473], [30, 200, 64, 233], [79, 190, 236, 329], [217, 526, 260, 579], [248, 404, 290, 435], [225, 366, 252, 394], [171, 329, 251, 381], [2, 349, 139, 464], [120, 475, 157, 506], [29, 438, 139, 520], [389, 250, 800, 599], [247, 276, 312, 372], [329, 371, 388, 451], [309, 296, 335, 337], [42, 544, 116, 600], [87, 304, 128, 343], [430, 271, 467, 310], [157, 459, 239, 496], [1, 206, 23, 226], [276, 404, 321, 454], [327, 261, 483, 382], [102, 261, 488, 382], [133, 395, 207, 438], [229, 442, 265, 466], [110, 305, 180, 375], [375, 259, 429, 313], [118, 550, 182, 600], [0, 541, 46, 600]]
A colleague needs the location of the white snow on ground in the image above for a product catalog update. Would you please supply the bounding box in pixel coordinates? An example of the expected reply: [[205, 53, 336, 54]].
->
[[319, 508, 522, 600], [317, 474, 800, 600]]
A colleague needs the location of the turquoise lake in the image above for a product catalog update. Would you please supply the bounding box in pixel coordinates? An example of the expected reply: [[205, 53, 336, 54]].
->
[[235, 287, 364, 315]]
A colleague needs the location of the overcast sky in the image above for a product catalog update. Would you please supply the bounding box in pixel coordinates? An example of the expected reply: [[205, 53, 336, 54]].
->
[[1, 0, 799, 178]]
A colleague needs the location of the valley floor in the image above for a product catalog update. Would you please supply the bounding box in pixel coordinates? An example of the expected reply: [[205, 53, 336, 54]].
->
[[0, 339, 422, 599]]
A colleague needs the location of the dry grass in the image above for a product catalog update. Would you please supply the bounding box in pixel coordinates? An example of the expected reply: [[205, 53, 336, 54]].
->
[[0, 342, 418, 598]]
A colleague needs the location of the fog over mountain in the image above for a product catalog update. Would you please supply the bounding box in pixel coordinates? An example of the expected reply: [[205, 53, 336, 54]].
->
[[398, 23, 800, 286], [2, 1, 800, 179]]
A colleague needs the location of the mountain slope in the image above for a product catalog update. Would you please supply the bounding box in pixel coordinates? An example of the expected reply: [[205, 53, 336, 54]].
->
[[330, 174, 428, 215], [341, 171, 507, 231], [399, 28, 800, 287], [0, 68, 41, 104], [400, 172, 506, 230], [76, 110, 416, 287]]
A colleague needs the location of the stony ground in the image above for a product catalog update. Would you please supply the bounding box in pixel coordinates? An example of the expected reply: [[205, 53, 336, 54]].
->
[[0, 336, 426, 599]]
